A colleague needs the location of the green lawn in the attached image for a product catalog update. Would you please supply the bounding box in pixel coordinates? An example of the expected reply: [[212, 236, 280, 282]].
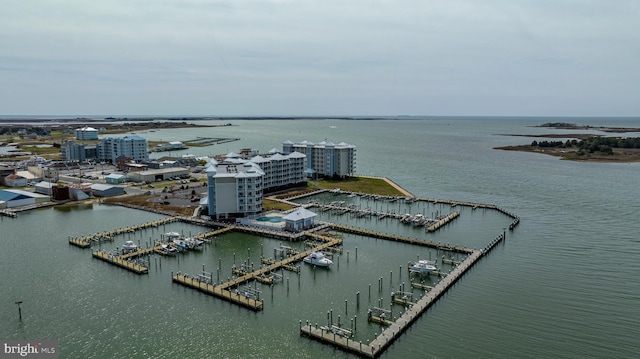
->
[[314, 177, 406, 196]]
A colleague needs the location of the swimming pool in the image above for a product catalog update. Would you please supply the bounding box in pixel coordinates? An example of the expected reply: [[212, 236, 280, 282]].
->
[[255, 216, 284, 223]]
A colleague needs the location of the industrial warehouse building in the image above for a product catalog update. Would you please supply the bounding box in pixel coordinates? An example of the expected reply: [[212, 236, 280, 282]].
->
[[0, 189, 50, 208], [128, 167, 190, 183], [90, 184, 125, 197]]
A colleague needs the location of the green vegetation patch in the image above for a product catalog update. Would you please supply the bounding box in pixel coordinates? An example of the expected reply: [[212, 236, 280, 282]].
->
[[315, 177, 404, 196], [262, 199, 295, 211]]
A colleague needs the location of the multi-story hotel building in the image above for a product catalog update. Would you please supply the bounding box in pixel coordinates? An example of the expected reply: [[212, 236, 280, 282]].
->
[[205, 151, 307, 218], [281, 140, 356, 178], [206, 160, 264, 218], [96, 135, 149, 163], [74, 126, 99, 140]]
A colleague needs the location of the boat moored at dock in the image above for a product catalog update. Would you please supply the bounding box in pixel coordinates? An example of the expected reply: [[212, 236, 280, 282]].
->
[[303, 251, 333, 267], [409, 259, 437, 274], [122, 241, 138, 253]]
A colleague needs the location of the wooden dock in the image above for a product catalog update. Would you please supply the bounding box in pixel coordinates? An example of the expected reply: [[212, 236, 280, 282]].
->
[[191, 226, 235, 243], [425, 211, 459, 232], [329, 223, 473, 254], [173, 237, 342, 310], [301, 248, 483, 358], [92, 251, 149, 274], [261, 257, 300, 272], [172, 273, 264, 311], [68, 217, 180, 248]]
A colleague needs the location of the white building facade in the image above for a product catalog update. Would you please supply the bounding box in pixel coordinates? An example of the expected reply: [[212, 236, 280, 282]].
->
[[282, 140, 356, 178], [206, 160, 264, 219], [75, 126, 98, 140], [97, 136, 149, 163], [242, 151, 306, 190]]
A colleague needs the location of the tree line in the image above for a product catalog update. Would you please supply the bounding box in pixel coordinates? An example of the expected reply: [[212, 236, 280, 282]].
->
[[531, 137, 640, 155]]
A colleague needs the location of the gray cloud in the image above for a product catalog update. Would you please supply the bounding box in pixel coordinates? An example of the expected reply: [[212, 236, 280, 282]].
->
[[1, 0, 638, 116]]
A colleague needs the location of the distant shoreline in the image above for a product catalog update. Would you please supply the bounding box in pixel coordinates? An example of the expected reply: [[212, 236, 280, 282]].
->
[[496, 123, 640, 162]]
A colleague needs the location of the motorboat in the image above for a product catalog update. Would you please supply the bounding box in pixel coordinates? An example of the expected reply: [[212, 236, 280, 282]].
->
[[172, 239, 189, 252], [303, 251, 333, 267], [159, 244, 179, 255], [185, 237, 204, 250], [122, 240, 138, 253], [411, 214, 426, 226], [409, 260, 437, 274], [164, 231, 181, 241]]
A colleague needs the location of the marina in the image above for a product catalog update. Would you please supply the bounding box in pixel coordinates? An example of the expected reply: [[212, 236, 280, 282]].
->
[[301, 248, 484, 358], [3, 118, 637, 359], [61, 186, 515, 357], [172, 236, 343, 311]]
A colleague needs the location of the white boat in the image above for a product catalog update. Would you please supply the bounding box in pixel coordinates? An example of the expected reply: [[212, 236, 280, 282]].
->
[[303, 252, 333, 267], [411, 214, 426, 226], [409, 260, 437, 274], [185, 237, 204, 250], [164, 231, 181, 241], [122, 241, 138, 252]]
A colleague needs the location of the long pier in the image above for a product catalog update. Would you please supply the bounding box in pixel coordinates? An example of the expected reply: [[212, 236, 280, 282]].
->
[[183, 137, 240, 146], [68, 217, 180, 248], [329, 223, 474, 254], [301, 248, 483, 358]]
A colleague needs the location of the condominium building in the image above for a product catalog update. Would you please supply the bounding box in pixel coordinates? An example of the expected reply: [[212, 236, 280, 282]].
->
[[205, 150, 307, 218], [206, 159, 264, 218], [61, 141, 87, 162], [236, 151, 306, 191], [282, 140, 356, 178], [96, 136, 149, 163], [74, 126, 98, 140]]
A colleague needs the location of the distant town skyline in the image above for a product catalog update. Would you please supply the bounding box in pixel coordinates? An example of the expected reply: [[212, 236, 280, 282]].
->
[[1, 1, 638, 117]]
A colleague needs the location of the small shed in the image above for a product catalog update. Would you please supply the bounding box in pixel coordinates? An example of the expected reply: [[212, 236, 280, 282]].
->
[[90, 184, 125, 197], [283, 208, 317, 231], [4, 174, 27, 187]]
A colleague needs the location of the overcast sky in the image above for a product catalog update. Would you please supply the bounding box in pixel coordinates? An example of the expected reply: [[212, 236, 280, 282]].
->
[[1, 0, 638, 117]]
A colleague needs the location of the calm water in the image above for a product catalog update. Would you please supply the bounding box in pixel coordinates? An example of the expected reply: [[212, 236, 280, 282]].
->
[[2, 117, 639, 358]]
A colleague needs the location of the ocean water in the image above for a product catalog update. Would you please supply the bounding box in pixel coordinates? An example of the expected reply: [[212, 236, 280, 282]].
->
[[1, 117, 639, 358]]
